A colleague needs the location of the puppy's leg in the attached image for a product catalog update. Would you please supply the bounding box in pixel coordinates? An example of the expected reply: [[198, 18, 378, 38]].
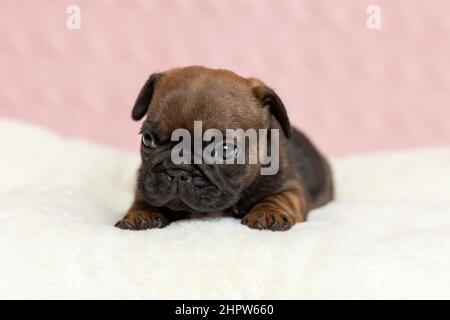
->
[[115, 199, 169, 230], [241, 182, 310, 231]]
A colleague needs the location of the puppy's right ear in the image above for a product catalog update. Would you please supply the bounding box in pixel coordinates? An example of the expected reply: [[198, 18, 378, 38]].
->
[[132, 73, 161, 121]]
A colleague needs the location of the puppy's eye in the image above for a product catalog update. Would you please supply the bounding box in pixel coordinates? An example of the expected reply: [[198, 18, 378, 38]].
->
[[214, 141, 239, 161], [142, 133, 156, 148]]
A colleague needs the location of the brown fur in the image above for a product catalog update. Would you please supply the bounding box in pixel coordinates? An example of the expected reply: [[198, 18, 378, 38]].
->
[[116, 66, 333, 231]]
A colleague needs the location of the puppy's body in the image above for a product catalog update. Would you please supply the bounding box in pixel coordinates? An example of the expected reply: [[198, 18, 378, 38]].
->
[[116, 66, 333, 231]]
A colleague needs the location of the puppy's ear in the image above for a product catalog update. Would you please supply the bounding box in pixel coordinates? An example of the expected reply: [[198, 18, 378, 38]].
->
[[132, 73, 161, 121], [252, 85, 292, 138]]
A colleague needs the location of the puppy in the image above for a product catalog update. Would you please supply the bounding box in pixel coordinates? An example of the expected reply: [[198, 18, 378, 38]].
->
[[115, 66, 333, 231]]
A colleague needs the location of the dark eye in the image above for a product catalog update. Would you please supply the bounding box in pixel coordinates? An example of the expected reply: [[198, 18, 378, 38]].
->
[[142, 133, 156, 148], [215, 141, 238, 161]]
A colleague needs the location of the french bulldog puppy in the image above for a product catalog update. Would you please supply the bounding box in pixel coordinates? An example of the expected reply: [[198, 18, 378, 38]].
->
[[116, 66, 333, 231]]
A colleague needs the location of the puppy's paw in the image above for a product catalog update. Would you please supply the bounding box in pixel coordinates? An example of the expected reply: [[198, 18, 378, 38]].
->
[[115, 210, 168, 230], [241, 209, 293, 231]]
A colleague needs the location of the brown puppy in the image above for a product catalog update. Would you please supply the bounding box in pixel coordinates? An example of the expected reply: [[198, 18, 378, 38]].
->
[[116, 66, 333, 231]]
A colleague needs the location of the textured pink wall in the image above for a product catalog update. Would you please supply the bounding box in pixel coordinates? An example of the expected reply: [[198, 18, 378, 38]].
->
[[1, 0, 449, 156]]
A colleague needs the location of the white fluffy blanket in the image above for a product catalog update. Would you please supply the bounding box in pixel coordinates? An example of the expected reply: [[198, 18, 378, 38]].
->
[[1, 119, 450, 299]]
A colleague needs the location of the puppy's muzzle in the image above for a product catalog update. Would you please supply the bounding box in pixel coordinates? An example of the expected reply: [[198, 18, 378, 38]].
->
[[165, 167, 192, 182], [154, 161, 193, 181]]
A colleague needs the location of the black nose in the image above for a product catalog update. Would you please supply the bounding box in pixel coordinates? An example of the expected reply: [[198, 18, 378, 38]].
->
[[166, 168, 192, 182]]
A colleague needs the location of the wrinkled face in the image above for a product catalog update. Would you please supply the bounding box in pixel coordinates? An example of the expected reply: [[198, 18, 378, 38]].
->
[[137, 140, 252, 212], [136, 68, 268, 213], [132, 67, 292, 213]]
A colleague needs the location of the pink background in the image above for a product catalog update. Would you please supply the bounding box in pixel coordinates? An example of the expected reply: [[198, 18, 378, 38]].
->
[[1, 0, 449, 156]]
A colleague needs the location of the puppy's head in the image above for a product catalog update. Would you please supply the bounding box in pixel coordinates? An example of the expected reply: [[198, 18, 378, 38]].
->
[[132, 66, 291, 213]]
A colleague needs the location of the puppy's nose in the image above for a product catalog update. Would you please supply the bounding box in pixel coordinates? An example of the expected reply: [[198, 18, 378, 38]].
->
[[166, 168, 191, 182]]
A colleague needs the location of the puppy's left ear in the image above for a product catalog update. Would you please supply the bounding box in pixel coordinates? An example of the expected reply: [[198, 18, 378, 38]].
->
[[132, 73, 161, 121], [252, 85, 292, 138]]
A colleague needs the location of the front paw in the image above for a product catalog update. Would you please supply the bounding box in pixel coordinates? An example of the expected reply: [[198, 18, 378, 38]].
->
[[115, 210, 168, 230], [241, 209, 293, 231]]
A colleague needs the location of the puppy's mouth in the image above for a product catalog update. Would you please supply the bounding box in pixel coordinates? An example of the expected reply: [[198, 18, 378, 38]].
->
[[163, 174, 221, 212], [171, 173, 218, 194]]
